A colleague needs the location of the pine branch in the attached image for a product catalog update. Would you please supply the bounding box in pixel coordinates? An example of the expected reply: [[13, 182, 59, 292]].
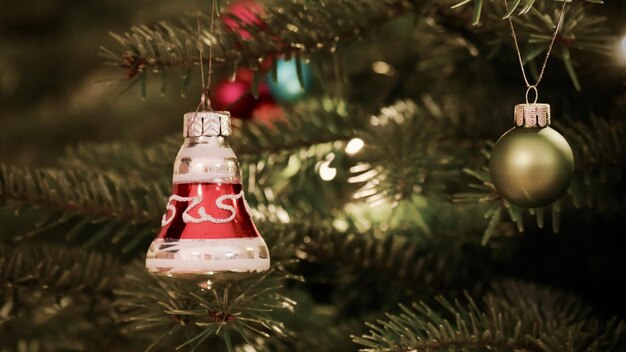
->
[[0, 246, 127, 352], [114, 262, 295, 351], [60, 138, 178, 183], [61, 101, 358, 175], [453, 0, 604, 25], [0, 290, 126, 352], [450, 0, 612, 90], [353, 280, 626, 351], [347, 100, 470, 209], [233, 102, 360, 156], [556, 117, 626, 211], [0, 165, 163, 251], [0, 244, 120, 295], [102, 0, 423, 93], [0, 165, 162, 224], [505, 1, 613, 91], [287, 221, 491, 289], [269, 314, 372, 352], [236, 105, 368, 216]]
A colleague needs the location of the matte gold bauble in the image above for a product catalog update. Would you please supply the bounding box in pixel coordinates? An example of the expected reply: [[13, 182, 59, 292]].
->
[[489, 126, 574, 208]]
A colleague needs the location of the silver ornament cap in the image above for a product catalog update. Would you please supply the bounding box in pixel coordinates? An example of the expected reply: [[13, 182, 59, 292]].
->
[[183, 111, 232, 137], [514, 103, 551, 128]]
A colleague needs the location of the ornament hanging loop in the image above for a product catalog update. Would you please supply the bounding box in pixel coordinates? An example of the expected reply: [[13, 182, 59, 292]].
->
[[525, 85, 538, 105], [199, 87, 212, 111], [195, 0, 217, 113], [504, 0, 568, 102]]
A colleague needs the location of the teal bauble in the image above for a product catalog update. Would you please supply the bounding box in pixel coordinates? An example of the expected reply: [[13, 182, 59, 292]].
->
[[266, 58, 312, 103], [489, 104, 574, 208]]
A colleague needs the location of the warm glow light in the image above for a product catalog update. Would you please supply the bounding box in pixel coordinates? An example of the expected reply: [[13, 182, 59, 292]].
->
[[319, 160, 337, 181], [372, 61, 395, 76], [333, 218, 349, 231], [241, 345, 256, 352], [199, 279, 214, 290], [345, 138, 365, 155], [617, 35, 626, 65]]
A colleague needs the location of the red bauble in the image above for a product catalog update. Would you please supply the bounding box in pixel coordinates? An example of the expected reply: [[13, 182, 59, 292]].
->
[[211, 79, 254, 118], [223, 0, 266, 40], [211, 68, 274, 120]]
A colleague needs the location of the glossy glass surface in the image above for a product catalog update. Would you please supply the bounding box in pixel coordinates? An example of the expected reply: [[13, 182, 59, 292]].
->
[[158, 182, 260, 240]]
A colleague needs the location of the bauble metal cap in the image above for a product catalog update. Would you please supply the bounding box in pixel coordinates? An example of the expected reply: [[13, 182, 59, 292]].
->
[[514, 103, 551, 128], [183, 111, 232, 137]]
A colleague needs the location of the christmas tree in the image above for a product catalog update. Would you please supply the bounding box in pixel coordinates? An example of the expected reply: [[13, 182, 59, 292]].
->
[[1, 0, 626, 350]]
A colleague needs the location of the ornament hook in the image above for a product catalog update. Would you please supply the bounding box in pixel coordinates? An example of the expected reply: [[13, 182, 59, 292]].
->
[[525, 85, 538, 105], [195, 0, 217, 112], [200, 87, 212, 111]]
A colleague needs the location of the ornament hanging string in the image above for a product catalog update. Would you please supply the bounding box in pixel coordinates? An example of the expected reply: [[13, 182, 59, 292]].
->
[[196, 0, 217, 111], [503, 0, 569, 104]]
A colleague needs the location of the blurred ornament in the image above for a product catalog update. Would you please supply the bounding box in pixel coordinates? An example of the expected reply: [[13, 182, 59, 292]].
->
[[211, 68, 273, 119], [223, 0, 266, 40], [490, 103, 574, 208], [146, 110, 270, 280], [251, 100, 284, 125], [266, 58, 312, 103]]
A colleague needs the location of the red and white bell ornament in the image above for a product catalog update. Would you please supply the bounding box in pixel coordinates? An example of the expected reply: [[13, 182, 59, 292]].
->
[[146, 111, 270, 278]]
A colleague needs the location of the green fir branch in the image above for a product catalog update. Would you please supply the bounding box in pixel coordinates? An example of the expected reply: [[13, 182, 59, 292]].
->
[[0, 165, 162, 224], [452, 0, 604, 23], [61, 100, 358, 176], [293, 222, 491, 288], [103, 0, 423, 93], [0, 291, 125, 352], [236, 101, 362, 216], [556, 117, 626, 212], [347, 100, 466, 208], [115, 262, 295, 351], [60, 139, 178, 183], [0, 246, 126, 352], [0, 244, 121, 295], [232, 101, 360, 156], [0, 165, 163, 251], [353, 280, 625, 351], [450, 0, 612, 91]]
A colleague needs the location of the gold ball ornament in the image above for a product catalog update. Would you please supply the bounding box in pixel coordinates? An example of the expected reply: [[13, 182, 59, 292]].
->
[[489, 104, 574, 208]]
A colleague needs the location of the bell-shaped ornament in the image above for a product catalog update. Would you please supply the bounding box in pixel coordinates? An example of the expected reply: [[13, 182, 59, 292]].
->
[[146, 111, 270, 279]]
